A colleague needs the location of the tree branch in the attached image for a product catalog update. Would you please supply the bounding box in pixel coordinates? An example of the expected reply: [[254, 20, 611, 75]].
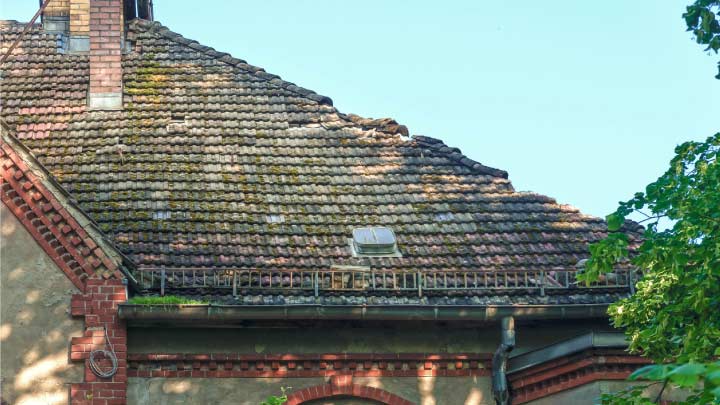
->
[[655, 378, 668, 403]]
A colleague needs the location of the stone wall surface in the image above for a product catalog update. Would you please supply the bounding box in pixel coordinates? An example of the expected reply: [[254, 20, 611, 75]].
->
[[127, 376, 492, 405], [1, 203, 83, 404]]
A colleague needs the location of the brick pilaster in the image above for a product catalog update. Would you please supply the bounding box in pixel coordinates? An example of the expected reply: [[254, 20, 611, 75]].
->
[[88, 0, 123, 110], [70, 278, 128, 404]]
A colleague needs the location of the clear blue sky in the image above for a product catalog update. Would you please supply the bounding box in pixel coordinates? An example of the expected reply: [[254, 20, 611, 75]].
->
[[2, 0, 718, 218]]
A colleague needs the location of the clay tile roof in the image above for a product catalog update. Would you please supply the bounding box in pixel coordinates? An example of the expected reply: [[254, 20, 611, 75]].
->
[[0, 19, 643, 283]]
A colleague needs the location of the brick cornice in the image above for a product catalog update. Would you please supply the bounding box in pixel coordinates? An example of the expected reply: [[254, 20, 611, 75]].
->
[[126, 352, 492, 379], [508, 349, 652, 404], [1, 125, 126, 291]]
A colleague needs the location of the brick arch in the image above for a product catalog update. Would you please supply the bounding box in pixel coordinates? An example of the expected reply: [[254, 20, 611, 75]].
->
[[285, 375, 415, 405]]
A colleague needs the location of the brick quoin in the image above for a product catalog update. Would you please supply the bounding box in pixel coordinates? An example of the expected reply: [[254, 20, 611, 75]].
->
[[89, 0, 122, 96], [70, 278, 128, 405]]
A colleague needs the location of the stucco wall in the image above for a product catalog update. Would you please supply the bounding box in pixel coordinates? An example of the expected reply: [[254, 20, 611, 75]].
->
[[0, 204, 83, 405], [127, 376, 492, 405]]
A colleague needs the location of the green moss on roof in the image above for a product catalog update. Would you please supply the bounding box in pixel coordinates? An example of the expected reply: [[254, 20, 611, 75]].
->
[[128, 295, 208, 305]]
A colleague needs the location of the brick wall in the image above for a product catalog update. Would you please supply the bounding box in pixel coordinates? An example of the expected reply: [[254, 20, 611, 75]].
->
[[70, 0, 90, 35], [88, 0, 123, 104], [70, 278, 128, 405], [45, 0, 71, 17]]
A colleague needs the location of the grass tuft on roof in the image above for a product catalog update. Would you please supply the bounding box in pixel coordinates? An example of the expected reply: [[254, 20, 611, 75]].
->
[[128, 295, 208, 305]]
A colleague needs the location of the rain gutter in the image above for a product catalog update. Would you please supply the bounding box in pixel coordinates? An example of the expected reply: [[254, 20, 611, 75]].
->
[[118, 303, 611, 325]]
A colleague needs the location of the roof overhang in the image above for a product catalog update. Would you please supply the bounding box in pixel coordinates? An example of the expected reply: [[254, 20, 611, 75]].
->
[[118, 303, 611, 327], [508, 332, 628, 374]]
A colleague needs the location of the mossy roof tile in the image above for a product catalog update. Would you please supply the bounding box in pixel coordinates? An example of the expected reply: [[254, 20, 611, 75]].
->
[[0, 19, 642, 281]]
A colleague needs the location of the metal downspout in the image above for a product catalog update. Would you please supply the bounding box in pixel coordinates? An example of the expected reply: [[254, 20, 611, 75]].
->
[[492, 316, 515, 405]]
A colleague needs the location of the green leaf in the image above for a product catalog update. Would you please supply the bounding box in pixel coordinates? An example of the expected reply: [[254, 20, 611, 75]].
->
[[667, 363, 707, 388], [629, 365, 670, 381], [606, 213, 624, 231], [707, 370, 720, 385]]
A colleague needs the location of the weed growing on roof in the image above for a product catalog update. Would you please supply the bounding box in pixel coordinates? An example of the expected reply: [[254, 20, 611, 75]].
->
[[128, 295, 207, 305]]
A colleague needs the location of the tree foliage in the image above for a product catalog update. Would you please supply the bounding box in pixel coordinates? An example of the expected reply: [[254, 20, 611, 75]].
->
[[683, 1, 720, 78], [580, 133, 720, 404], [260, 388, 289, 405]]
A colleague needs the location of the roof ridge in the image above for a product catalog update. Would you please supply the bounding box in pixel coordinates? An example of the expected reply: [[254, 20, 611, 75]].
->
[[412, 135, 509, 179], [127, 19, 334, 106]]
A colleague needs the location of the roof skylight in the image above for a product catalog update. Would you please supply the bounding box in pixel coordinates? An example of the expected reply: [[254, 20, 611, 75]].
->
[[350, 227, 401, 257]]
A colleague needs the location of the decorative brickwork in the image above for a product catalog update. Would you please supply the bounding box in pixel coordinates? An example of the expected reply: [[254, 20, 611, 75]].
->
[[508, 349, 652, 404], [126, 353, 492, 379], [70, 278, 129, 405], [285, 375, 415, 405], [1, 128, 125, 291]]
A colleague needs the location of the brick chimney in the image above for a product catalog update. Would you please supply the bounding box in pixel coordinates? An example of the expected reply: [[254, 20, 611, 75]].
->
[[87, 0, 123, 110], [41, 0, 153, 110]]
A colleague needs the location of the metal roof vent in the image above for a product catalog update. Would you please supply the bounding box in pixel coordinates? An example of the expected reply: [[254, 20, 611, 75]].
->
[[167, 115, 187, 133], [349, 227, 401, 257]]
